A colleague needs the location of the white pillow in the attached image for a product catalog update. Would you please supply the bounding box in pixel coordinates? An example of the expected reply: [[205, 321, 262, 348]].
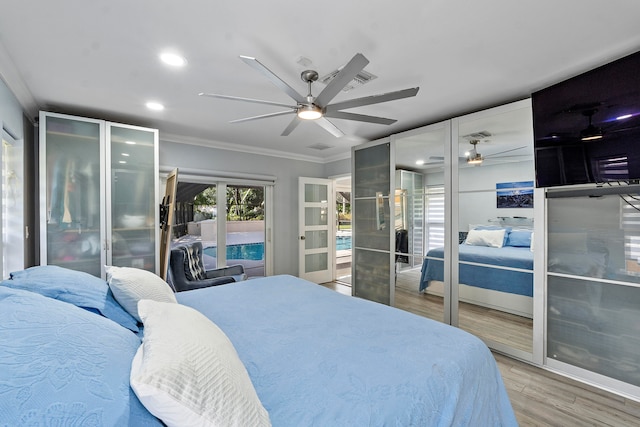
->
[[131, 300, 271, 427], [465, 228, 506, 248], [105, 266, 177, 322]]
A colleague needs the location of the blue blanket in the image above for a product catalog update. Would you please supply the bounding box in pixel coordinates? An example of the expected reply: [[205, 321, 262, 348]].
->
[[177, 275, 517, 426], [420, 245, 534, 296]]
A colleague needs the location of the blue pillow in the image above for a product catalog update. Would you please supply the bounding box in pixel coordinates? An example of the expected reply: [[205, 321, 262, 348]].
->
[[4, 265, 139, 332], [0, 286, 162, 426], [506, 230, 532, 247]]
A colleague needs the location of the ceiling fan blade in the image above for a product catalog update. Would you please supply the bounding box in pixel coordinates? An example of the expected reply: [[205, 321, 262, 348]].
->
[[229, 110, 295, 124], [314, 53, 370, 107], [314, 117, 345, 138], [281, 117, 301, 136], [483, 146, 529, 158], [199, 93, 297, 109], [239, 55, 306, 104], [428, 156, 467, 161], [325, 87, 419, 112], [324, 110, 397, 125]]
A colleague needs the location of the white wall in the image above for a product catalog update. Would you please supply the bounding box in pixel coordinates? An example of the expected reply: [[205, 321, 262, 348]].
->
[[458, 161, 535, 230], [159, 140, 350, 276], [423, 160, 535, 230]]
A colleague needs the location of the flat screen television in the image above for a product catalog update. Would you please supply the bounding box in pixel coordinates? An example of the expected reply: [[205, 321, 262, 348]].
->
[[532, 50, 640, 188]]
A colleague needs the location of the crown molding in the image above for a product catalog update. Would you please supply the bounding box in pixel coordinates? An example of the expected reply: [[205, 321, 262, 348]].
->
[[160, 132, 352, 164]]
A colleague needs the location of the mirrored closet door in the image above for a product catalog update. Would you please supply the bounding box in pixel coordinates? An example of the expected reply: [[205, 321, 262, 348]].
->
[[455, 99, 536, 358], [393, 121, 451, 323]]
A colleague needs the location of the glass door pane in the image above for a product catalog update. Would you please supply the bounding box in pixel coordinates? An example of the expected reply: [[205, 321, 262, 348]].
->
[[41, 114, 103, 276], [353, 141, 392, 305], [456, 100, 535, 356], [547, 192, 640, 387], [394, 123, 448, 323], [225, 184, 265, 278], [109, 124, 157, 273], [176, 183, 218, 269], [2, 131, 24, 277]]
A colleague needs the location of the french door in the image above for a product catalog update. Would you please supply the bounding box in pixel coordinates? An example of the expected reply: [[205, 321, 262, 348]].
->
[[298, 177, 334, 283]]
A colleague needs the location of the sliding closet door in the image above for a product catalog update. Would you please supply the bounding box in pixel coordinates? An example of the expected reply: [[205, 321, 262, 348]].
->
[[392, 121, 451, 323], [455, 99, 536, 359], [352, 139, 393, 305]]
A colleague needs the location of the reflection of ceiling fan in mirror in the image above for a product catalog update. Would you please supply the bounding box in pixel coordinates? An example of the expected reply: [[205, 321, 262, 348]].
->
[[425, 133, 529, 166], [199, 53, 419, 137]]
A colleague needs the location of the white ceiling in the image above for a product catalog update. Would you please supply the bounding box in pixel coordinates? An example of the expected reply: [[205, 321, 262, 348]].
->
[[1, 1, 639, 163]]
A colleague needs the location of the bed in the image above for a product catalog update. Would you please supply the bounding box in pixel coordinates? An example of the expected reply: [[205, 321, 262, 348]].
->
[[420, 227, 534, 318], [1, 265, 517, 426]]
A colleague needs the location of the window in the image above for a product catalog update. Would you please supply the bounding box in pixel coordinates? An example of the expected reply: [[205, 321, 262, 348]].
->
[[425, 185, 444, 251]]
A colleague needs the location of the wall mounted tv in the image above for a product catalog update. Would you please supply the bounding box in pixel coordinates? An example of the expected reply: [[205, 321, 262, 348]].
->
[[532, 50, 640, 188]]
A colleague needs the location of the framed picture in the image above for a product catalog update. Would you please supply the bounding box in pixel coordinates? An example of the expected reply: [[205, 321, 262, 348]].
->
[[496, 181, 534, 208]]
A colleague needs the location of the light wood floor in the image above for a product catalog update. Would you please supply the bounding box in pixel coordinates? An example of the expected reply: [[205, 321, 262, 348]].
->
[[395, 267, 534, 353], [321, 280, 640, 426]]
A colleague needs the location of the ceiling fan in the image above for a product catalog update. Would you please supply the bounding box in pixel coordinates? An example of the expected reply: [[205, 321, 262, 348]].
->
[[199, 53, 419, 137], [425, 137, 530, 166]]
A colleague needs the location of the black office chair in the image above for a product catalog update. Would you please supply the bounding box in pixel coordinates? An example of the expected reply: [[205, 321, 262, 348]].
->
[[169, 242, 246, 292]]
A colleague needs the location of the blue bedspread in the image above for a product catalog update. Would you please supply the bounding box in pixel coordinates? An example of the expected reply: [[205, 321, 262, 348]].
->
[[420, 245, 533, 296], [177, 275, 517, 426]]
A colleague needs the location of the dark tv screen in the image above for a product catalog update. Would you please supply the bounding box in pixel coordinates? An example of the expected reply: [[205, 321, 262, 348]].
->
[[532, 50, 640, 188]]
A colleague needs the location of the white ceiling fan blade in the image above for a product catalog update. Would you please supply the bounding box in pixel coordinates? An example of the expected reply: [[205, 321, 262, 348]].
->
[[281, 117, 301, 136], [239, 55, 306, 104], [325, 87, 419, 112], [314, 117, 345, 137], [323, 110, 397, 125], [229, 110, 295, 123], [314, 53, 369, 107], [482, 145, 529, 158], [428, 156, 467, 161], [199, 93, 297, 109]]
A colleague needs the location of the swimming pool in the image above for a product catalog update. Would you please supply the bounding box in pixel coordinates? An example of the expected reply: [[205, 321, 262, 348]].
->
[[336, 235, 352, 251], [204, 236, 351, 261], [204, 243, 265, 261]]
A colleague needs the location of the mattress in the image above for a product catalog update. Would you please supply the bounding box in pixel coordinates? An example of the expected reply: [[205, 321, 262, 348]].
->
[[177, 275, 517, 426], [420, 244, 534, 296]]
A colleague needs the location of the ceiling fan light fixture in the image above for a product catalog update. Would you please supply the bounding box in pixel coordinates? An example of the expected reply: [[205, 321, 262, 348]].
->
[[466, 139, 483, 164], [580, 125, 604, 141], [580, 109, 604, 141], [297, 104, 322, 120], [467, 153, 483, 164]]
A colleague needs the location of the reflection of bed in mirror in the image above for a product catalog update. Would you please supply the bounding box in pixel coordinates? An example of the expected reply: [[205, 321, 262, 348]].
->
[[420, 226, 533, 318]]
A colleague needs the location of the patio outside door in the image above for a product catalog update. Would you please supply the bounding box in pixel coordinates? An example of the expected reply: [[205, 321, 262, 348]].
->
[[298, 177, 334, 283]]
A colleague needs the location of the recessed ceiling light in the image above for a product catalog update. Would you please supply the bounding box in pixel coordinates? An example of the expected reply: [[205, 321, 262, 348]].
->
[[616, 114, 632, 120], [415, 160, 425, 165], [160, 52, 187, 67], [146, 101, 164, 111], [125, 140, 137, 145], [121, 153, 130, 156]]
